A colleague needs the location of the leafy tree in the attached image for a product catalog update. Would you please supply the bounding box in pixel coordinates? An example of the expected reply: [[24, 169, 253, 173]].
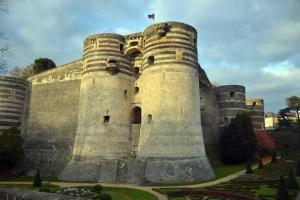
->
[[287, 168, 299, 190], [32, 58, 56, 74], [286, 96, 300, 120], [0, 0, 12, 73], [276, 176, 291, 200], [220, 113, 257, 164], [8, 66, 23, 78], [245, 162, 253, 174], [33, 170, 42, 187], [0, 126, 24, 168], [255, 130, 275, 156]]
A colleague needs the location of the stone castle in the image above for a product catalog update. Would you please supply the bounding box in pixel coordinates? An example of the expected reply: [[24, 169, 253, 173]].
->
[[0, 22, 264, 184]]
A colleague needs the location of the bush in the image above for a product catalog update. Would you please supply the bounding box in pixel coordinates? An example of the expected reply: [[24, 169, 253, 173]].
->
[[93, 184, 103, 192], [258, 158, 264, 169], [39, 187, 50, 192], [0, 127, 24, 169], [220, 113, 257, 164], [99, 193, 112, 200], [271, 152, 277, 163], [276, 176, 290, 200], [255, 130, 275, 156], [287, 168, 299, 190], [296, 161, 300, 177], [33, 170, 42, 187], [245, 162, 253, 174]]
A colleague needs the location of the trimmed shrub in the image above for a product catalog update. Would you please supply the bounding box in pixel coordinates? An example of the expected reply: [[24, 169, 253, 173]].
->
[[258, 158, 264, 169], [276, 176, 290, 200], [93, 184, 103, 192], [99, 193, 112, 200], [245, 162, 253, 174], [220, 113, 257, 164], [33, 170, 42, 187], [296, 161, 300, 177], [287, 168, 299, 190], [271, 152, 277, 163]]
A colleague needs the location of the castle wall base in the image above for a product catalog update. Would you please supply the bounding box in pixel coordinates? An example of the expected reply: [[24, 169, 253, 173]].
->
[[59, 157, 214, 184]]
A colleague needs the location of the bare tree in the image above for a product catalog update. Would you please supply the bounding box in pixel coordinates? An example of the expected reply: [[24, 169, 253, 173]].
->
[[0, 0, 11, 73]]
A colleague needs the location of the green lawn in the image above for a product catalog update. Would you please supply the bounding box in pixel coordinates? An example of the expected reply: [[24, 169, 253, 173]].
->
[[0, 184, 158, 200], [213, 163, 246, 179]]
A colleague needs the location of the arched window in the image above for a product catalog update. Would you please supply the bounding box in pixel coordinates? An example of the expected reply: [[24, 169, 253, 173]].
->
[[253, 102, 257, 107], [103, 115, 110, 125], [148, 114, 152, 123], [134, 87, 139, 94], [131, 107, 141, 124], [229, 91, 235, 97], [120, 43, 124, 52]]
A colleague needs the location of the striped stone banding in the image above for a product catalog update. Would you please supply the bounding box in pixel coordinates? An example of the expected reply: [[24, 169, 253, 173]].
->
[[144, 41, 196, 52], [0, 77, 27, 84], [86, 63, 132, 72], [0, 105, 24, 110], [81, 68, 132, 76], [145, 37, 193, 48], [144, 28, 196, 39], [86, 58, 131, 65], [0, 95, 25, 101], [141, 55, 197, 66], [83, 52, 128, 60], [0, 83, 27, 90], [0, 121, 20, 127], [0, 100, 25, 106], [143, 45, 196, 56], [83, 49, 124, 58], [0, 89, 25, 96], [0, 115, 20, 120], [0, 109, 22, 114], [142, 60, 198, 71], [145, 34, 192, 44], [218, 101, 247, 109]]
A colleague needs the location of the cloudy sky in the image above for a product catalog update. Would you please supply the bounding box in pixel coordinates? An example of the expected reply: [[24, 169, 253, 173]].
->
[[0, 0, 299, 112]]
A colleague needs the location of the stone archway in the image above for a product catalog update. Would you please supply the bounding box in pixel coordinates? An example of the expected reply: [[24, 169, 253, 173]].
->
[[131, 106, 141, 124]]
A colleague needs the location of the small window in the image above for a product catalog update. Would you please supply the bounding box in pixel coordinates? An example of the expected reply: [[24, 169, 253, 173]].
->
[[124, 90, 128, 98], [224, 117, 229, 126], [148, 114, 152, 123], [130, 41, 138, 46], [148, 56, 154, 65], [229, 91, 235, 97], [103, 115, 110, 125], [253, 102, 257, 107], [108, 59, 117, 64], [134, 67, 139, 76], [134, 87, 139, 94], [193, 38, 197, 45], [120, 44, 124, 52]]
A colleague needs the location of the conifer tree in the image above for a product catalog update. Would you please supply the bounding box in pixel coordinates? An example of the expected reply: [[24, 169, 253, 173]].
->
[[276, 176, 291, 200], [245, 162, 253, 174], [258, 157, 264, 169], [33, 170, 42, 187], [287, 169, 299, 190]]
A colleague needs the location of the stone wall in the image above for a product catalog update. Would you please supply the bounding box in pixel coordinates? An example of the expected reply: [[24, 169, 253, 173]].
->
[[22, 61, 82, 175]]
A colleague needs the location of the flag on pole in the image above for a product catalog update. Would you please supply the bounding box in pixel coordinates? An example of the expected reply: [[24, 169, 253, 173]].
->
[[148, 13, 155, 20]]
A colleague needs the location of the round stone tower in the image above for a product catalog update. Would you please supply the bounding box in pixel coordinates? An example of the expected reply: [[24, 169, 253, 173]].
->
[[217, 85, 247, 127], [246, 99, 265, 130], [72, 33, 133, 160], [0, 76, 27, 133], [137, 22, 214, 183]]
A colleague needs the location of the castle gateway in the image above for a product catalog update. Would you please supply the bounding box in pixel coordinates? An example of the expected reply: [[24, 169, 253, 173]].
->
[[1, 22, 264, 184]]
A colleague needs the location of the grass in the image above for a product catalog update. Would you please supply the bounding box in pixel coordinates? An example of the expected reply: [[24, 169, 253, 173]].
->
[[0, 184, 158, 200], [213, 163, 246, 179]]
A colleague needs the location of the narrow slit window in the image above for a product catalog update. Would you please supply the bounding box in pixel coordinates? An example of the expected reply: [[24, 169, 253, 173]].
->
[[124, 90, 128, 98], [148, 56, 154, 65], [134, 87, 139, 94], [103, 115, 110, 124], [120, 43, 124, 52], [148, 114, 152, 123], [108, 59, 117, 64], [134, 67, 139, 76], [130, 41, 138, 46]]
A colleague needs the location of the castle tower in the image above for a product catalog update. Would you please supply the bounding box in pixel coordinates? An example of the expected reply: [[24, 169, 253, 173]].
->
[[217, 85, 247, 127], [137, 22, 214, 183], [246, 99, 265, 130], [60, 34, 134, 181], [0, 76, 28, 133]]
